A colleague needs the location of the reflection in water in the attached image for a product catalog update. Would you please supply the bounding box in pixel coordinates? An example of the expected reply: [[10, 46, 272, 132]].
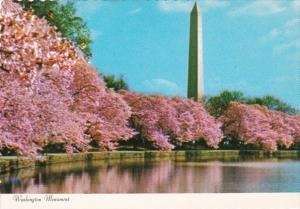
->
[[0, 159, 299, 193]]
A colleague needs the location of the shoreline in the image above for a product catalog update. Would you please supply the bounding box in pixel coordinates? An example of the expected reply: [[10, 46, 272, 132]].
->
[[0, 150, 299, 174]]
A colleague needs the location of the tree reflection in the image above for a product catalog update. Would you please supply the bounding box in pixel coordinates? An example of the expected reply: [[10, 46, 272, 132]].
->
[[0, 159, 299, 193]]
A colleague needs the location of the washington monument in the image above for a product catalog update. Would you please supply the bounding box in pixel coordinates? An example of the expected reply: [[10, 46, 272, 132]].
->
[[187, 2, 204, 101]]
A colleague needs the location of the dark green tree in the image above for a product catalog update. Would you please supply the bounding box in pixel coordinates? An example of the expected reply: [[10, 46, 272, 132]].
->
[[103, 74, 129, 91], [205, 90, 298, 117], [245, 95, 297, 115], [15, 0, 92, 58], [205, 90, 245, 117]]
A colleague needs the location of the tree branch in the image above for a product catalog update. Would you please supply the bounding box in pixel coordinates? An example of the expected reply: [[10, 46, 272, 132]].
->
[[0, 65, 10, 73]]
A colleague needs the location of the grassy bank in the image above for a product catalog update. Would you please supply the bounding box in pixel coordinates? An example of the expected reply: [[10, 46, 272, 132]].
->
[[0, 150, 299, 174]]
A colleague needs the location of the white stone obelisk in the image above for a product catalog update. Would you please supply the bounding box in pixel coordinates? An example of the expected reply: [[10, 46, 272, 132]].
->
[[187, 2, 204, 101]]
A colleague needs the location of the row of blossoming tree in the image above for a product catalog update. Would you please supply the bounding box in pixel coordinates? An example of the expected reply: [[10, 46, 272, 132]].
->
[[0, 1, 299, 156]]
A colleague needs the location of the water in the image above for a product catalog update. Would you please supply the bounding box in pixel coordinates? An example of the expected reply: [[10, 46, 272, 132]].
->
[[0, 158, 300, 193]]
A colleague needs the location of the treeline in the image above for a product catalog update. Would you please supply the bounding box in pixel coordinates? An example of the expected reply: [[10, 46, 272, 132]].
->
[[0, 1, 299, 156]]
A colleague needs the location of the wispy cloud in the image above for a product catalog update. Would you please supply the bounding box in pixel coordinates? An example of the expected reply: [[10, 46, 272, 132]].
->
[[261, 17, 300, 59], [128, 7, 142, 15], [274, 38, 300, 57], [157, 1, 193, 13], [143, 78, 183, 96], [75, 0, 103, 19], [202, 0, 230, 9], [157, 0, 229, 13], [228, 0, 286, 16], [262, 18, 300, 41], [250, 0, 300, 61], [90, 29, 102, 40], [291, 0, 300, 10]]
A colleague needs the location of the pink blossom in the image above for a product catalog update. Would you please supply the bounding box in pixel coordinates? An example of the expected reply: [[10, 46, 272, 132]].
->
[[121, 91, 223, 150], [220, 102, 300, 152], [0, 2, 134, 155], [170, 97, 223, 148]]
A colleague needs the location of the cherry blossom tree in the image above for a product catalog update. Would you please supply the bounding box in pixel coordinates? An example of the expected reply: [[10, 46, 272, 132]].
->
[[0, 0, 21, 14], [266, 108, 300, 147], [0, 1, 134, 155], [220, 102, 300, 152], [71, 63, 135, 150], [121, 91, 223, 150], [121, 91, 178, 150], [170, 97, 223, 148], [1, 0, 298, 156]]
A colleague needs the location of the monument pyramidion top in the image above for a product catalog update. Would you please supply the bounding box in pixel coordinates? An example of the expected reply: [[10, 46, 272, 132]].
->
[[191, 2, 201, 14]]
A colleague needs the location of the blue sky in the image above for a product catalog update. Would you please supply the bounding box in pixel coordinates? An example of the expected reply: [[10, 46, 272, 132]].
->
[[74, 0, 300, 108]]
